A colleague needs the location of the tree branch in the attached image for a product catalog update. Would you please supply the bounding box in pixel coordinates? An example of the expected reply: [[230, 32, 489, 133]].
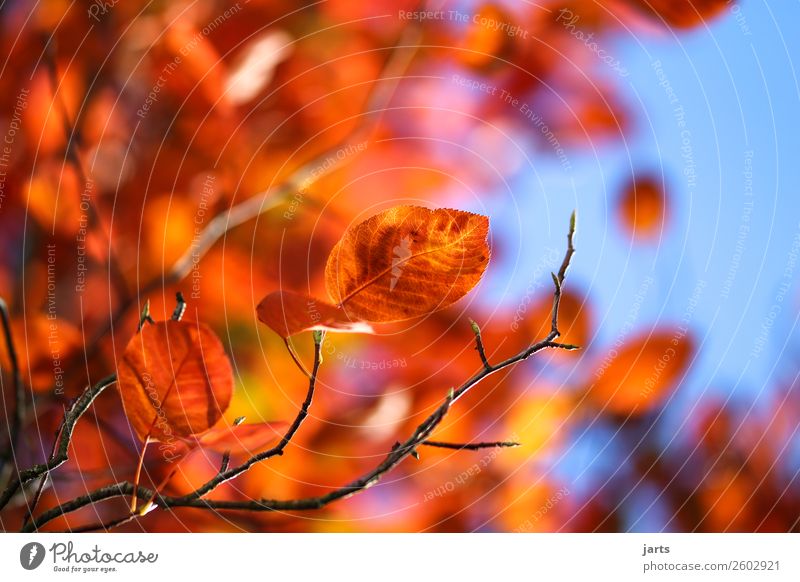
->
[[9, 18, 422, 527], [421, 440, 520, 451], [22, 213, 577, 532], [0, 298, 24, 476], [0, 375, 116, 511], [179, 330, 325, 502], [469, 318, 491, 370]]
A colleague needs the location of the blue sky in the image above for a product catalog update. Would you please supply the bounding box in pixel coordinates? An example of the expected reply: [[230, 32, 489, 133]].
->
[[475, 0, 800, 530]]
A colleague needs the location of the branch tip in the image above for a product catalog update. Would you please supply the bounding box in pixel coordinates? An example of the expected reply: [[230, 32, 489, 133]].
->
[[171, 292, 187, 321]]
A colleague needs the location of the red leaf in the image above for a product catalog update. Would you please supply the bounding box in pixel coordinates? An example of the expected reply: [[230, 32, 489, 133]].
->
[[117, 320, 234, 442], [257, 290, 374, 338], [588, 328, 694, 415], [195, 422, 289, 455]]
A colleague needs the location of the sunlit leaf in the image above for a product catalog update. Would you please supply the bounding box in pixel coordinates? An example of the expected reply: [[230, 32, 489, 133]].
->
[[193, 421, 289, 455], [257, 290, 374, 338], [117, 320, 234, 442], [587, 328, 694, 415], [325, 206, 490, 322]]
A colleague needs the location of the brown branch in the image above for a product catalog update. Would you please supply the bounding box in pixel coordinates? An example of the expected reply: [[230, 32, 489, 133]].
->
[[23, 392, 453, 531], [179, 330, 325, 502], [21, 417, 67, 528], [11, 20, 428, 532], [66, 512, 140, 533], [0, 298, 24, 475], [0, 374, 116, 511], [421, 440, 520, 451], [22, 213, 577, 532], [548, 210, 576, 341]]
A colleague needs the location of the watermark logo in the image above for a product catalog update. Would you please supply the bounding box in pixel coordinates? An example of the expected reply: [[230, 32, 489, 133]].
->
[[390, 236, 413, 291], [20, 542, 46, 570]]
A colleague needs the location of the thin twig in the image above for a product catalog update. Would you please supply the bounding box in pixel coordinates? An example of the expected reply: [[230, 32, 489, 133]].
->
[[0, 375, 116, 511], [180, 330, 325, 502], [21, 417, 67, 528], [0, 298, 23, 475], [283, 338, 311, 379], [469, 318, 491, 370], [66, 512, 139, 533], [421, 440, 520, 451], [23, 391, 454, 531], [548, 210, 577, 340], [25, 331, 328, 531], [22, 213, 577, 532]]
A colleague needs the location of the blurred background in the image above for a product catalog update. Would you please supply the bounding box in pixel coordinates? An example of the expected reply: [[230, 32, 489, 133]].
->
[[1, 0, 800, 532]]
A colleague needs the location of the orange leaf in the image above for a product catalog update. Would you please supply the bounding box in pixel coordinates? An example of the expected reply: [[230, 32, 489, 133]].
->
[[195, 422, 289, 455], [257, 290, 374, 338], [325, 206, 490, 322], [617, 175, 668, 240], [459, 4, 516, 70], [117, 320, 234, 442], [588, 329, 694, 415]]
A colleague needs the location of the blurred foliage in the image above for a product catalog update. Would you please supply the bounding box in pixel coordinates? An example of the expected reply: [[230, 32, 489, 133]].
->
[[2, 0, 795, 533]]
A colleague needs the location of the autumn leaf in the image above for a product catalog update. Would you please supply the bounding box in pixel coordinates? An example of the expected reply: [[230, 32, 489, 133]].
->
[[617, 175, 668, 240], [257, 290, 374, 338], [459, 4, 516, 70], [325, 206, 490, 322], [0, 314, 81, 393], [193, 422, 289, 455], [117, 320, 234, 442], [587, 329, 694, 415]]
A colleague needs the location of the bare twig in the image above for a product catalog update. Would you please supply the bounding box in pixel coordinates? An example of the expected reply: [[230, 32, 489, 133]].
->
[[137, 300, 154, 332], [469, 318, 491, 370], [21, 418, 67, 528], [548, 210, 577, 340], [421, 440, 520, 451], [170, 292, 187, 321], [0, 375, 117, 511], [558, 211, 577, 285], [66, 512, 139, 533], [0, 298, 23, 475], [180, 330, 325, 502], [283, 338, 311, 379], [23, 391, 454, 531], [22, 214, 577, 532]]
